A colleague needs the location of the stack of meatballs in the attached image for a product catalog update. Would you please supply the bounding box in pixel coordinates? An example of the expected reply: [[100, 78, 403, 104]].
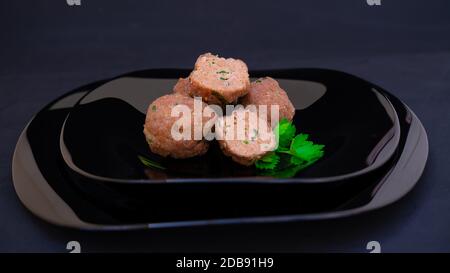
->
[[144, 53, 295, 166]]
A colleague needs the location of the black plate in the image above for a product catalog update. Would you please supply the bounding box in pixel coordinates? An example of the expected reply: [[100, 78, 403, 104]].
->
[[60, 69, 400, 182], [11, 69, 428, 230]]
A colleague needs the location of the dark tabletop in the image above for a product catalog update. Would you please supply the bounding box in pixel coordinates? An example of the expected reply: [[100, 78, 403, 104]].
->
[[1, 0, 449, 253]]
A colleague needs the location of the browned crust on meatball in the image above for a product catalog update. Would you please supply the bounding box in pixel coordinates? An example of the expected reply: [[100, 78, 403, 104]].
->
[[240, 77, 295, 125], [143, 94, 211, 159], [189, 53, 250, 105]]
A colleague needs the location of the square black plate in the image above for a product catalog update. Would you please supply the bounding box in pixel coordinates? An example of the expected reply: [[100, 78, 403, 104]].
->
[[12, 69, 428, 230]]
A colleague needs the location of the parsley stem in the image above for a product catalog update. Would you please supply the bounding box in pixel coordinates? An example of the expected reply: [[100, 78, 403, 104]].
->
[[138, 155, 166, 170]]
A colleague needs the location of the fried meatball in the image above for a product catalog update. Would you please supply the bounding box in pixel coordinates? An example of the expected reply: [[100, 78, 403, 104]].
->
[[189, 53, 250, 105], [240, 77, 295, 126], [172, 77, 191, 96], [143, 94, 213, 158], [216, 108, 276, 166]]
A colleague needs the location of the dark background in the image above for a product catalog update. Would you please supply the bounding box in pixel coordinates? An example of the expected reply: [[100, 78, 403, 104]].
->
[[1, 0, 450, 252]]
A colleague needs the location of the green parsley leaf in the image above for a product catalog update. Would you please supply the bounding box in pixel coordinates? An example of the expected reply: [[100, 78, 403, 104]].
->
[[261, 162, 307, 178], [275, 118, 296, 148], [290, 134, 324, 162], [290, 154, 303, 165], [255, 152, 280, 170], [254, 119, 325, 178]]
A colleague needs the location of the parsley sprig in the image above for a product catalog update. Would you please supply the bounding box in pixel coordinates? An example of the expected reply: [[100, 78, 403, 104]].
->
[[138, 155, 166, 170], [255, 118, 325, 178]]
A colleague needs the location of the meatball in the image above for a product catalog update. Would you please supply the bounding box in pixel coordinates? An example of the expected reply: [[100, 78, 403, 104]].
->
[[240, 77, 295, 126], [215, 108, 276, 166], [143, 94, 213, 158], [172, 77, 190, 96], [189, 53, 250, 105]]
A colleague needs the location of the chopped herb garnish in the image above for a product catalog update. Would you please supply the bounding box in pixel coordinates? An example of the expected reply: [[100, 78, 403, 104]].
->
[[220, 77, 229, 80], [254, 118, 325, 178], [243, 140, 249, 144], [255, 79, 262, 83], [151, 105, 157, 112], [217, 70, 230, 74]]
